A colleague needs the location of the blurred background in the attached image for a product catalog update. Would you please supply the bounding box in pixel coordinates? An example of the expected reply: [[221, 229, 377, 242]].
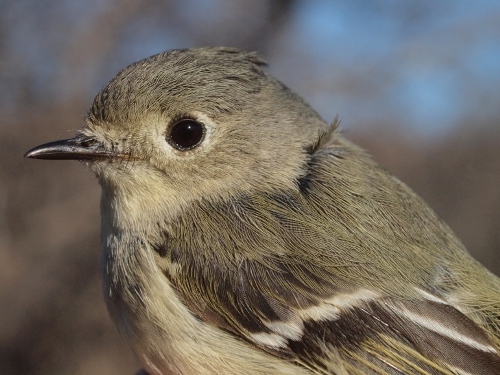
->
[[1, 1, 499, 374]]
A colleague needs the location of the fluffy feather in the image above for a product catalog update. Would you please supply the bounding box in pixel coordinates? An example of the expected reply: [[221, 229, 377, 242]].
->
[[26, 47, 500, 375]]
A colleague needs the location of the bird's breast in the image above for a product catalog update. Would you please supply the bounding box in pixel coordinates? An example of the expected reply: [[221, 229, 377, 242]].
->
[[100, 230, 309, 375]]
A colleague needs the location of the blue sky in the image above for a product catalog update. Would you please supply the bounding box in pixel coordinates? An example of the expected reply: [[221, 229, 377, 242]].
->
[[2, 0, 500, 136], [271, 1, 500, 135]]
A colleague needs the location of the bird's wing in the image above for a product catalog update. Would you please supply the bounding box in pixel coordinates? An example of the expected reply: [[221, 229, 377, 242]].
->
[[161, 249, 500, 374], [155, 139, 500, 374], [158, 208, 500, 374]]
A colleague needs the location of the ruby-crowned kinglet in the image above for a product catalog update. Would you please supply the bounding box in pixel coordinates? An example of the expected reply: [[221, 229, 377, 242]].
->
[[25, 48, 500, 375]]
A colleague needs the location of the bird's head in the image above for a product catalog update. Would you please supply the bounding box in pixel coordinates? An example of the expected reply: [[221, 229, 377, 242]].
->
[[25, 48, 330, 232]]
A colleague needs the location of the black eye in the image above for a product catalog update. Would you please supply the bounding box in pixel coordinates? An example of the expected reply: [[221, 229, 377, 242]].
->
[[167, 119, 205, 150]]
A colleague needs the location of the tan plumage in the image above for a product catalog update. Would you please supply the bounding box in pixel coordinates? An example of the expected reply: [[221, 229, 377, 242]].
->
[[26, 47, 500, 375]]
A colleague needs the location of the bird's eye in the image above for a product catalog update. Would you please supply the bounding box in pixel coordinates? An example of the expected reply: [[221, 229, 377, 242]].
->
[[167, 119, 205, 151]]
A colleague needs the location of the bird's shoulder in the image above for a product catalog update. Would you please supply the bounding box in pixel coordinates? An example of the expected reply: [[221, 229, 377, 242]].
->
[[151, 133, 500, 374]]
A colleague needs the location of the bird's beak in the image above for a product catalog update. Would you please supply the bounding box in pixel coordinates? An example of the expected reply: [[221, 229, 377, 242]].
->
[[24, 136, 115, 160]]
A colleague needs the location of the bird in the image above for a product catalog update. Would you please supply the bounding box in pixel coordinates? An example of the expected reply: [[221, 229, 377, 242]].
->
[[25, 47, 500, 375]]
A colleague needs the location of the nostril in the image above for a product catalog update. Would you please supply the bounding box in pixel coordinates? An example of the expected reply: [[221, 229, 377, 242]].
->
[[78, 137, 99, 148]]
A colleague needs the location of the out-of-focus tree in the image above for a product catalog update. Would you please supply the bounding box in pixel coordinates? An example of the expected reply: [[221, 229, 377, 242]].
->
[[1, 1, 499, 375]]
